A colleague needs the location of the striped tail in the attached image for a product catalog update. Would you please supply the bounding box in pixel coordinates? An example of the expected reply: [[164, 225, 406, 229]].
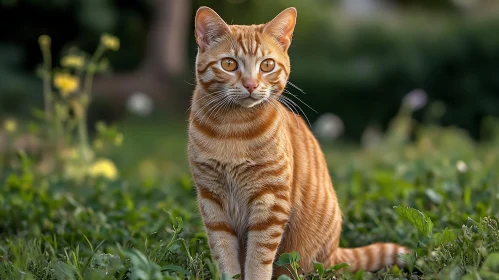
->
[[335, 243, 410, 272]]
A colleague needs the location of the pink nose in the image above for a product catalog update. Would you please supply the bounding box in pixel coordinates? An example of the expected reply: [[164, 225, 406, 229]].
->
[[243, 80, 259, 93]]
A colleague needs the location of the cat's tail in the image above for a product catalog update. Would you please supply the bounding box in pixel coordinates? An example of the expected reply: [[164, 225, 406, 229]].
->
[[334, 243, 410, 272]]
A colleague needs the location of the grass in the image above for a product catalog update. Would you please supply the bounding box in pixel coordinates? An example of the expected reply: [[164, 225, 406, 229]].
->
[[1, 113, 499, 280]]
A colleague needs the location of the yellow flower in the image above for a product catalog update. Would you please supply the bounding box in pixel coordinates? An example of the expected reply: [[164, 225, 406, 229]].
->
[[61, 55, 84, 69], [38, 35, 51, 47], [54, 73, 79, 97], [114, 133, 124, 147], [101, 34, 120, 51], [90, 158, 118, 180], [4, 119, 17, 133]]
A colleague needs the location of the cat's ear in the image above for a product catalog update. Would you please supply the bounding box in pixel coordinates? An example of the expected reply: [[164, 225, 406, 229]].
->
[[263, 7, 297, 51], [195, 6, 231, 52]]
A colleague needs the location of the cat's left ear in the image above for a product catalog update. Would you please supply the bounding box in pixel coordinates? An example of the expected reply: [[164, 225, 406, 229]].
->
[[263, 7, 297, 51], [195, 6, 231, 52]]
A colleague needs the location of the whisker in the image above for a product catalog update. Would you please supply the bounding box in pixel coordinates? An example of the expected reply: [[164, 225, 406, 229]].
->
[[211, 95, 233, 120], [265, 97, 283, 121], [283, 89, 318, 113], [201, 95, 232, 124], [267, 97, 287, 125], [191, 93, 225, 125], [218, 96, 235, 124], [281, 95, 312, 128], [276, 96, 300, 129], [186, 92, 224, 114], [286, 81, 307, 95], [184, 80, 196, 87], [190, 93, 224, 117], [188, 88, 231, 114], [220, 97, 233, 125]]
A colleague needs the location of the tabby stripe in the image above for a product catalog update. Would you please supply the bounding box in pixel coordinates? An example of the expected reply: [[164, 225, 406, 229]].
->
[[205, 222, 237, 235], [311, 142, 321, 206], [248, 216, 287, 231], [248, 186, 288, 204], [352, 249, 360, 268], [267, 69, 283, 81], [197, 185, 223, 207], [261, 259, 274, 265], [366, 245, 375, 271], [257, 242, 280, 251], [290, 126, 301, 206], [198, 61, 218, 74], [271, 204, 289, 215], [189, 132, 210, 151], [316, 187, 331, 238], [252, 123, 281, 150], [258, 160, 288, 178], [300, 137, 313, 211], [238, 158, 280, 181], [192, 108, 277, 140], [269, 231, 282, 238], [212, 67, 226, 76], [276, 62, 289, 76], [239, 34, 248, 54], [390, 244, 397, 266], [253, 34, 261, 55], [192, 162, 216, 175], [199, 78, 224, 89]]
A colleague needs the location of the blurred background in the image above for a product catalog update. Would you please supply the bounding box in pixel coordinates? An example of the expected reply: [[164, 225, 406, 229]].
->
[[1, 0, 499, 164], [2, 3, 499, 278]]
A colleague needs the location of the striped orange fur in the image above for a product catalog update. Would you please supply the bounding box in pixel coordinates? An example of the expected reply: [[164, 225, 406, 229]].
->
[[188, 6, 410, 280]]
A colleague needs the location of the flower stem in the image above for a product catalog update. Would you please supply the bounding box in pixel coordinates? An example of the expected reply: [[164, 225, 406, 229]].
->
[[78, 110, 90, 163], [77, 42, 106, 163], [39, 38, 53, 121]]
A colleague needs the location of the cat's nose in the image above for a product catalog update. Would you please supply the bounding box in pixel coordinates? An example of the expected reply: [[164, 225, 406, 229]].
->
[[243, 80, 259, 94]]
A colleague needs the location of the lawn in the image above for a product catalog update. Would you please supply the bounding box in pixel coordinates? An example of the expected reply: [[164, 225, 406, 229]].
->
[[1, 114, 499, 280]]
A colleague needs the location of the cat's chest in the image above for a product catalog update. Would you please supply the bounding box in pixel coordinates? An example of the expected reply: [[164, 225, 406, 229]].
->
[[219, 162, 256, 235], [201, 138, 254, 163]]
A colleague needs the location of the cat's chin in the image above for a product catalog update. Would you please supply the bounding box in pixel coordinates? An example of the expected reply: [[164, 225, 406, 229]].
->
[[236, 97, 265, 108]]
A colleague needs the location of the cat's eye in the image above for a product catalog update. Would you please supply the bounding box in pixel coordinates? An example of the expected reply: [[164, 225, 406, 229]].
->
[[260, 59, 275, 72], [221, 58, 238, 72]]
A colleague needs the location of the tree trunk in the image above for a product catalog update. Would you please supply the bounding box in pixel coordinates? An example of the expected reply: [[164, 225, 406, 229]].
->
[[92, 0, 192, 115]]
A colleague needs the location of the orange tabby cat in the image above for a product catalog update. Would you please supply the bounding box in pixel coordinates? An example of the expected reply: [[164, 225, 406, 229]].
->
[[188, 6, 410, 280]]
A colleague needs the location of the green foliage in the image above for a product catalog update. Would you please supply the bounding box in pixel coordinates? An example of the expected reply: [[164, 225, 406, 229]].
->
[[394, 206, 434, 237], [2, 115, 499, 279]]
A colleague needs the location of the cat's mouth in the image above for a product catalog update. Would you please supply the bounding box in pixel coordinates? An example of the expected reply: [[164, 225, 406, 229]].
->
[[236, 96, 266, 108]]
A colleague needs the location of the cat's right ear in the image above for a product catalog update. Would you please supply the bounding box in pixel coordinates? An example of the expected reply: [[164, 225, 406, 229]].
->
[[195, 6, 230, 52]]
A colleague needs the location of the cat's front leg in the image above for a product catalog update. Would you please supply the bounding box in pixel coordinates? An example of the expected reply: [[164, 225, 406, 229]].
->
[[197, 186, 241, 278], [244, 184, 291, 280]]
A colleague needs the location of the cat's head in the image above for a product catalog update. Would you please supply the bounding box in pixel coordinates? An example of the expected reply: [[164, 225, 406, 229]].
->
[[194, 7, 297, 108]]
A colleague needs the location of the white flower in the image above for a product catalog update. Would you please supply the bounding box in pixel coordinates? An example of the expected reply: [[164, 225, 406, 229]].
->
[[313, 113, 344, 141], [127, 92, 154, 117], [403, 89, 428, 111], [456, 160, 468, 173]]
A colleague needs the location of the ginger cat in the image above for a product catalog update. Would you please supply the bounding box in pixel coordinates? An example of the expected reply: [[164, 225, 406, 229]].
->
[[187, 6, 410, 280]]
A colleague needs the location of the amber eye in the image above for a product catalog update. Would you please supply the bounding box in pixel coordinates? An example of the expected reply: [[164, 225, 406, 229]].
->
[[260, 59, 275, 72], [221, 58, 238, 72]]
